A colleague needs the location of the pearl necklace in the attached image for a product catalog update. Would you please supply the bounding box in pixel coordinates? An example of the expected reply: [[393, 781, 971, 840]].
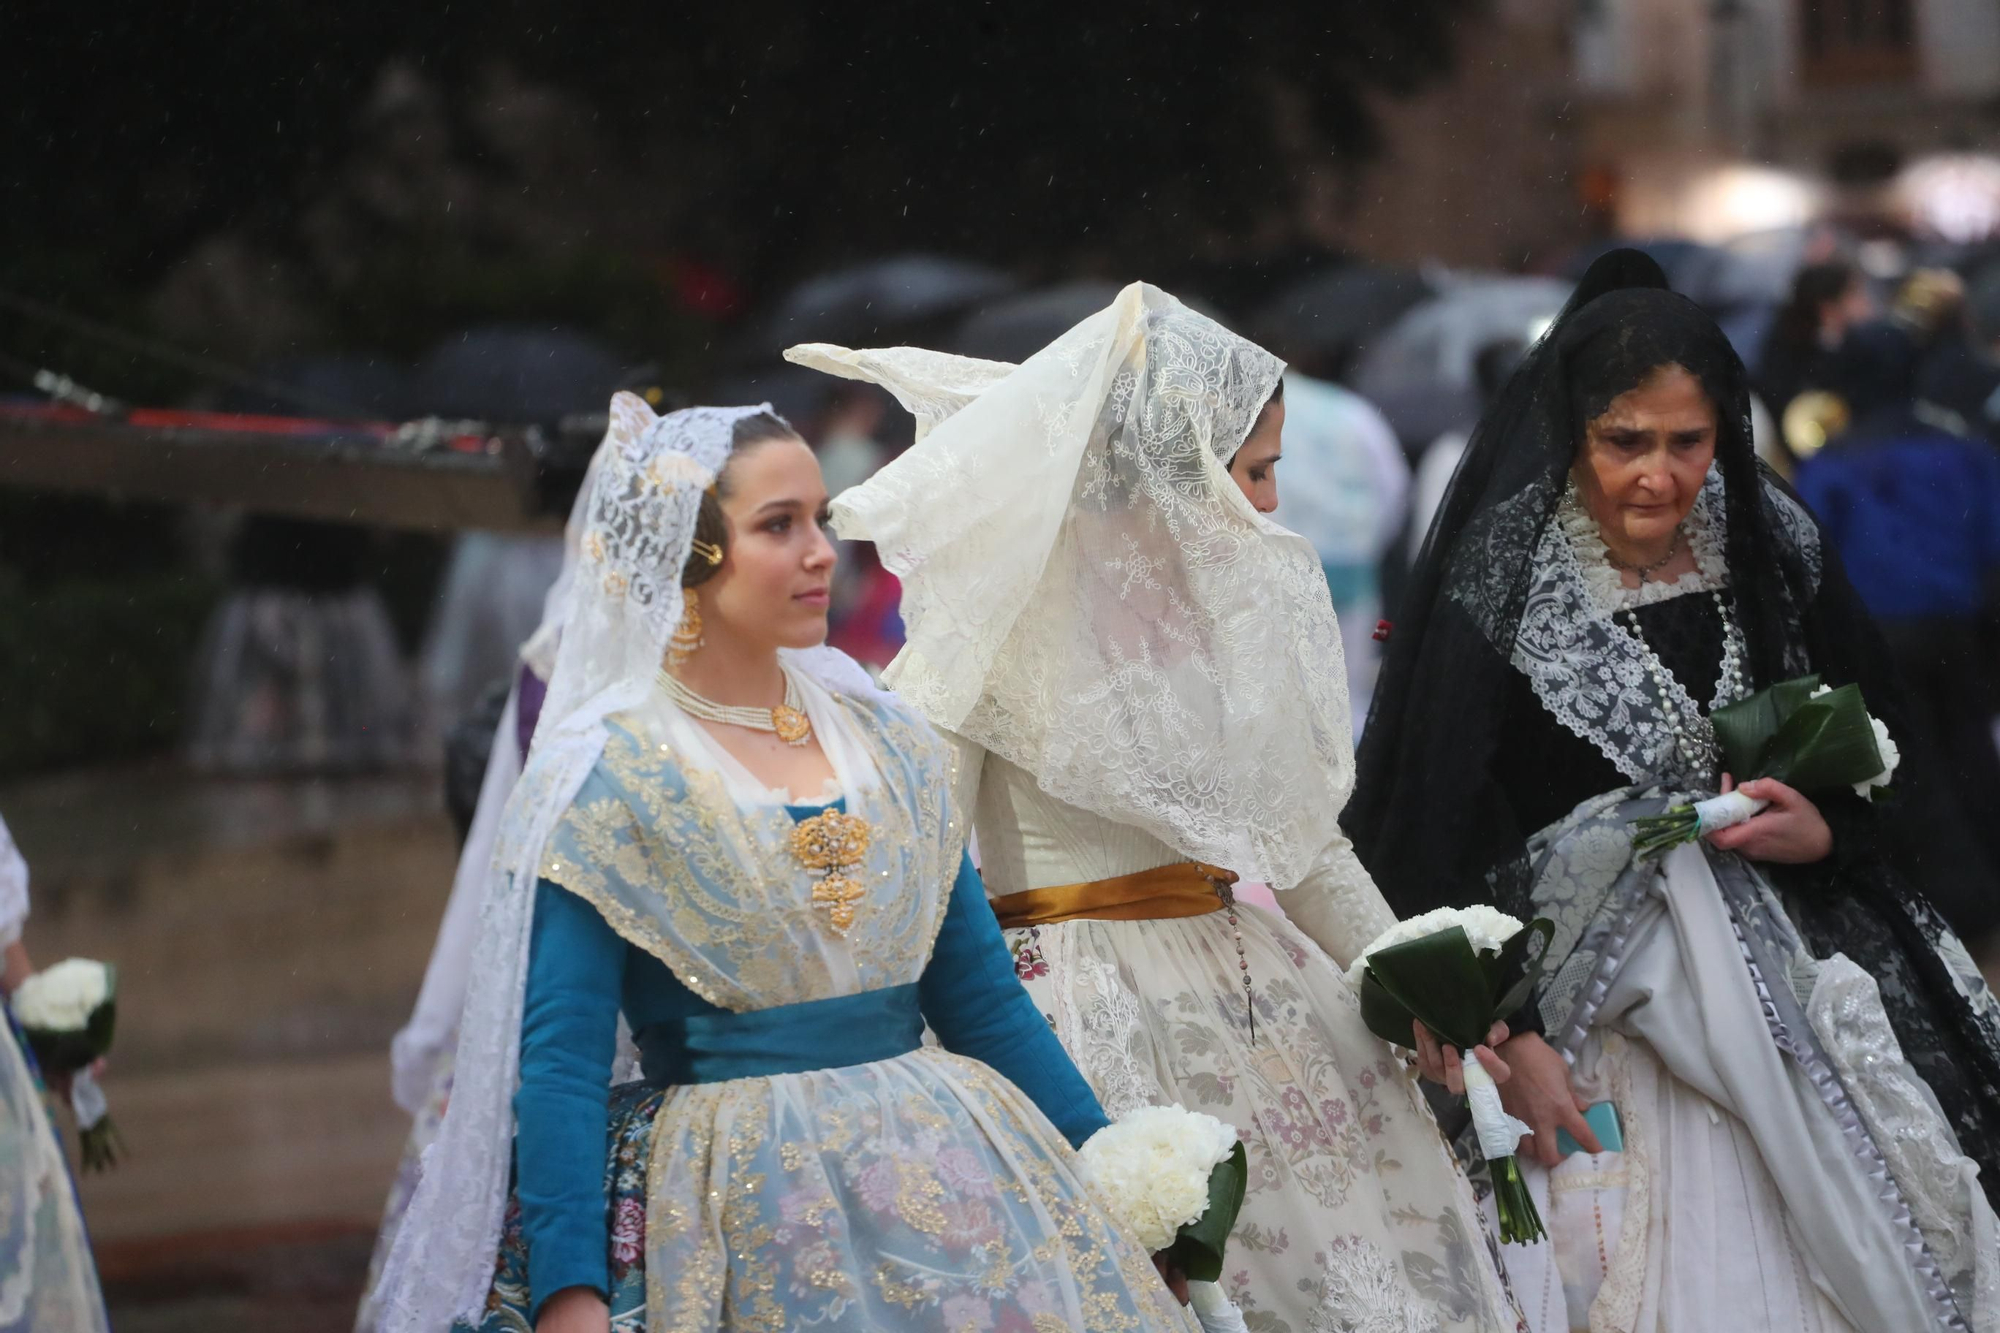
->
[[1616, 588, 1747, 780], [655, 667, 813, 746], [1605, 529, 1682, 583]]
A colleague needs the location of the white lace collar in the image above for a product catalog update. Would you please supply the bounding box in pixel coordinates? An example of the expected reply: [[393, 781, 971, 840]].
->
[[1559, 474, 1728, 613], [1508, 472, 1741, 786]]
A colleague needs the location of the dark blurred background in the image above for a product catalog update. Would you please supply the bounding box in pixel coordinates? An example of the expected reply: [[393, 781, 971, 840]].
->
[[4, 3, 2000, 1327]]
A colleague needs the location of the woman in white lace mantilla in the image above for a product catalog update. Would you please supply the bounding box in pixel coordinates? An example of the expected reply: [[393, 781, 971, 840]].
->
[[365, 394, 1189, 1333], [356, 426, 611, 1333], [792, 282, 1522, 1333]]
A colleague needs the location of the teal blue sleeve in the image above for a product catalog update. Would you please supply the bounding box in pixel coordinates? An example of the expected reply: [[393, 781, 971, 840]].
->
[[918, 853, 1111, 1148], [515, 877, 622, 1320]]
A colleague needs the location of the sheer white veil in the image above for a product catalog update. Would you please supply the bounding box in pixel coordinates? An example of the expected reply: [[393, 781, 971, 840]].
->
[[791, 281, 1355, 890], [369, 395, 771, 1330], [0, 811, 28, 949], [519, 430, 614, 683], [388, 420, 621, 1115]]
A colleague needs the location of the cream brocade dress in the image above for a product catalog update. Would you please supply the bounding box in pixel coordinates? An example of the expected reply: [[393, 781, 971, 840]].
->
[[954, 737, 1521, 1333]]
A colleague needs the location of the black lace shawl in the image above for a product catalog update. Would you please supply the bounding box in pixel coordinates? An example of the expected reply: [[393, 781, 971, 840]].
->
[[1344, 250, 2000, 1188]]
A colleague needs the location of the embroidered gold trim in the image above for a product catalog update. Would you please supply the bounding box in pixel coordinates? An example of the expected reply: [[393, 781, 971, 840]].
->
[[538, 691, 958, 1014]]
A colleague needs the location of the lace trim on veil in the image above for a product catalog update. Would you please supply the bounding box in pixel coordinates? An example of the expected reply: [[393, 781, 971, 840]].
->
[[369, 399, 774, 1332], [799, 283, 1357, 890], [1503, 475, 1746, 786]]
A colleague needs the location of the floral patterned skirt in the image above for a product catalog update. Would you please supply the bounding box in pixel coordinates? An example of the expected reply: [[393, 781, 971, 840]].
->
[[457, 1050, 1190, 1332], [457, 1081, 657, 1332], [1006, 905, 1521, 1333]]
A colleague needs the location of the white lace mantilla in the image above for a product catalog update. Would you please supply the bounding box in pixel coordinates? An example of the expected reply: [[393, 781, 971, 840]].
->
[[369, 399, 775, 1333], [799, 282, 1357, 890]]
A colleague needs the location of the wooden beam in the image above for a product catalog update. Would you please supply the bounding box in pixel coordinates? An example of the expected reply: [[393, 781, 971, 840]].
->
[[0, 416, 553, 533]]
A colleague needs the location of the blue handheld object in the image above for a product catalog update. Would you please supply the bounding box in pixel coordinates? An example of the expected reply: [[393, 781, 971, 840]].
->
[[1555, 1100, 1624, 1157]]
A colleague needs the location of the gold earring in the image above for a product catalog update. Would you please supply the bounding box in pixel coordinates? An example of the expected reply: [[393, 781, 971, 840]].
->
[[668, 588, 705, 667]]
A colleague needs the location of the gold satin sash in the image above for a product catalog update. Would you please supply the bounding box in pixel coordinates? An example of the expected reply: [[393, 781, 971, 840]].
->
[[989, 861, 1238, 929]]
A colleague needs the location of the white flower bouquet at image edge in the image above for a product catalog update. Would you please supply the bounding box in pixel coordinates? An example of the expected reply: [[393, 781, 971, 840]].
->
[[1346, 906, 1554, 1244], [12, 958, 123, 1170], [1077, 1104, 1248, 1283]]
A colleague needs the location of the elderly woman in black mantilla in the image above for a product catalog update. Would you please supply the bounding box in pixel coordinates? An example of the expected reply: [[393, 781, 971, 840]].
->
[[1345, 250, 2000, 1333]]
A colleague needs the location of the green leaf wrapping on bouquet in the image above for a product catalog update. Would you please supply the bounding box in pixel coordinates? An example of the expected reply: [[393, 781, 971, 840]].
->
[[24, 997, 117, 1076], [1757, 683, 1885, 792], [1162, 1141, 1248, 1284], [1711, 674, 1821, 776], [88, 969, 118, 1053], [1359, 971, 1425, 1053], [1359, 923, 1555, 1054], [1490, 920, 1555, 1023], [1709, 675, 1884, 792], [1357, 927, 1494, 1052]]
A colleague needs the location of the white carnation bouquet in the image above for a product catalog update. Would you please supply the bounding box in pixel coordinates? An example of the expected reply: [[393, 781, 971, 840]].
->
[[1348, 907, 1553, 1243], [1342, 905, 1527, 985], [1632, 676, 1900, 856], [1077, 1103, 1248, 1297], [12, 958, 122, 1170]]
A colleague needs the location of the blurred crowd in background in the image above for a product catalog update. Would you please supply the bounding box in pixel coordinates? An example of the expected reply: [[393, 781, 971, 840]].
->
[[7, 2, 2000, 1323], [121, 230, 2000, 827]]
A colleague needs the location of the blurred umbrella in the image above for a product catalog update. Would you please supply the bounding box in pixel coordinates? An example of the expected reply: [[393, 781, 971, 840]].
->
[[1351, 275, 1571, 448], [409, 326, 632, 424], [222, 355, 410, 420], [1169, 246, 1355, 321], [711, 363, 838, 434], [757, 254, 1017, 352], [1567, 236, 1793, 317], [950, 281, 1126, 363], [1566, 238, 1715, 291], [1697, 233, 1799, 310], [1252, 264, 1434, 375]]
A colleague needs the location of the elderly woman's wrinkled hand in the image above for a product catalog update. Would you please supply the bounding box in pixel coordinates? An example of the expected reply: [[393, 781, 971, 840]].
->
[[1706, 773, 1832, 864]]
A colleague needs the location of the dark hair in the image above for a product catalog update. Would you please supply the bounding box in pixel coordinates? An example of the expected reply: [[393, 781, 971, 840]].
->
[[681, 410, 801, 589], [1226, 379, 1286, 467]]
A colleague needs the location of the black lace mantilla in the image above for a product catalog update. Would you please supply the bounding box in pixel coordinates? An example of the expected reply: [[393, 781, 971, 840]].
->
[[1350, 249, 2000, 1201]]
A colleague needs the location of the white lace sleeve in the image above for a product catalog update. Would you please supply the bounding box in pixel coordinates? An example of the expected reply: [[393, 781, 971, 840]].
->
[[1273, 832, 1396, 971]]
